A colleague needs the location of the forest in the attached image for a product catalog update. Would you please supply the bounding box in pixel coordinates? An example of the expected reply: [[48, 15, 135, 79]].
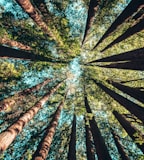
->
[[0, 0, 144, 159]]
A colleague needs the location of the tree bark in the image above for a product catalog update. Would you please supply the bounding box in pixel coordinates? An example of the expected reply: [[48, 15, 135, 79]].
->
[[32, 100, 65, 160], [85, 117, 95, 160], [101, 18, 144, 52], [108, 81, 144, 103], [88, 47, 144, 63], [82, 0, 99, 44], [84, 95, 111, 160], [113, 110, 144, 153], [93, 80, 144, 123], [0, 38, 32, 51], [111, 128, 130, 160], [93, 0, 144, 49], [68, 114, 76, 160], [0, 81, 63, 153], [0, 78, 52, 112], [98, 60, 144, 71]]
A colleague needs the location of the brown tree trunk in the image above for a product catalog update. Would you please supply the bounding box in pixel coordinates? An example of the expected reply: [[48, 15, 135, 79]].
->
[[82, 0, 99, 44], [0, 38, 32, 51], [0, 78, 52, 112], [32, 99, 65, 160], [111, 128, 130, 160], [68, 114, 76, 160], [84, 95, 111, 160], [113, 110, 144, 153], [0, 81, 63, 153], [93, 0, 144, 49], [93, 80, 144, 123], [101, 18, 144, 52], [85, 117, 95, 160]]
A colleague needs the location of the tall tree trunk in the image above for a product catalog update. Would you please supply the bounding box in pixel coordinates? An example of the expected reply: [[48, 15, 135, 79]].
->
[[108, 80, 144, 103], [0, 78, 52, 112], [33, 0, 52, 23], [68, 114, 76, 160], [113, 110, 144, 153], [101, 18, 144, 52], [93, 80, 144, 123], [84, 95, 111, 160], [85, 117, 95, 160], [82, 0, 99, 45], [0, 81, 63, 153], [32, 98, 66, 160], [88, 47, 144, 63], [111, 128, 130, 160], [0, 38, 32, 51], [98, 60, 144, 71], [93, 0, 144, 49]]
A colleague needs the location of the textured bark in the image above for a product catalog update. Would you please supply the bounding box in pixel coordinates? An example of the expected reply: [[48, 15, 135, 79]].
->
[[0, 38, 32, 51], [68, 114, 76, 160], [111, 129, 130, 160], [0, 78, 52, 112], [93, 0, 144, 49], [98, 60, 144, 71], [33, 0, 52, 23], [32, 100, 65, 160], [108, 81, 144, 103], [93, 80, 144, 123], [0, 81, 63, 153], [82, 0, 99, 44], [85, 118, 95, 160], [16, 0, 48, 32], [84, 95, 111, 160], [88, 47, 144, 63], [113, 110, 144, 153], [101, 18, 144, 52]]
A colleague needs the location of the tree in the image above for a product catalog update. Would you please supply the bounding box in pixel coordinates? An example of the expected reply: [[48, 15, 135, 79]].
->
[[93, 0, 144, 49], [0, 81, 63, 153], [84, 93, 112, 160], [113, 110, 144, 153], [82, 0, 99, 44], [111, 128, 130, 160], [101, 18, 144, 52], [32, 98, 66, 160], [108, 80, 144, 103], [85, 117, 95, 160], [0, 78, 52, 112], [68, 114, 76, 160], [0, 37, 32, 51], [87, 47, 144, 63], [93, 80, 144, 123]]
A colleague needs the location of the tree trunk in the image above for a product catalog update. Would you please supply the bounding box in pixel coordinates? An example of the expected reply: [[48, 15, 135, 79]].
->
[[0, 38, 32, 51], [93, 0, 144, 49], [93, 80, 144, 123], [111, 128, 130, 160], [88, 47, 144, 63], [68, 114, 76, 160], [113, 110, 144, 153], [32, 100, 65, 160], [0, 81, 63, 153], [84, 95, 111, 160], [108, 81, 144, 103], [0, 78, 52, 112], [15, 0, 48, 33], [82, 0, 99, 44], [101, 18, 144, 52], [85, 117, 95, 160], [98, 60, 144, 71]]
